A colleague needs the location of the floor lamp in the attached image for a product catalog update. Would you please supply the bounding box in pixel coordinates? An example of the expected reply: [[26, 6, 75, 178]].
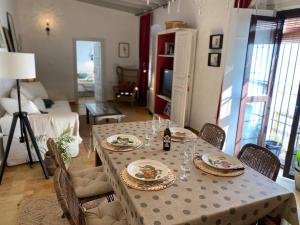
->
[[0, 52, 49, 184]]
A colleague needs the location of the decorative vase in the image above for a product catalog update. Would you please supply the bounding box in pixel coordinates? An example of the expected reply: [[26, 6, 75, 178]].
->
[[295, 169, 300, 191], [44, 151, 56, 176]]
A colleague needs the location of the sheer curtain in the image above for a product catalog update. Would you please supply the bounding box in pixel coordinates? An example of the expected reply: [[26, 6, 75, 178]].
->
[[93, 42, 103, 102]]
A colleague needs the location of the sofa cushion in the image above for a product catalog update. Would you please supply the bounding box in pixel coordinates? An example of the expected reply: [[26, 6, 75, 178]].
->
[[85, 201, 127, 225], [10, 88, 28, 103], [0, 98, 41, 115], [70, 166, 113, 199], [20, 81, 49, 100], [33, 98, 46, 111], [44, 100, 71, 114]]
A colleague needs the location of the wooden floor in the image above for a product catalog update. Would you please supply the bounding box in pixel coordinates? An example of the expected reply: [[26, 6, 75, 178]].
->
[[0, 102, 152, 225]]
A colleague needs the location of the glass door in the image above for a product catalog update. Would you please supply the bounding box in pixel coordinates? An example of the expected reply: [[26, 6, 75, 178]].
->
[[235, 15, 283, 153]]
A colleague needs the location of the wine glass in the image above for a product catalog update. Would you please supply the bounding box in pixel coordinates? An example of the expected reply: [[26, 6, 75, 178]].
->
[[144, 122, 153, 147], [179, 146, 193, 181]]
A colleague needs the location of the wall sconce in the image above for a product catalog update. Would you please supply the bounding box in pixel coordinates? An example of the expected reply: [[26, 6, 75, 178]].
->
[[45, 19, 50, 35]]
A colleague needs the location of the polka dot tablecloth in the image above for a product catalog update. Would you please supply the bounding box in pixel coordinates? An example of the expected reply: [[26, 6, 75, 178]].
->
[[93, 121, 299, 225]]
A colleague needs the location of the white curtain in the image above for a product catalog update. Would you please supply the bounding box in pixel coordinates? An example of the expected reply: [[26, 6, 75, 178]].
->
[[93, 42, 103, 102]]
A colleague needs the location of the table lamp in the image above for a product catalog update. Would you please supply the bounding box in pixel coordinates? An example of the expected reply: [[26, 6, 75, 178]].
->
[[0, 52, 48, 184]]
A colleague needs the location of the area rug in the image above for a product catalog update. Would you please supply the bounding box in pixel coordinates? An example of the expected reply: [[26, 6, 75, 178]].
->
[[17, 194, 105, 225]]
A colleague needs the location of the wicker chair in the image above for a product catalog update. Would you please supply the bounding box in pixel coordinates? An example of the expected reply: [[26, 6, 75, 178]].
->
[[47, 139, 114, 204], [199, 123, 226, 150], [53, 168, 127, 225], [238, 144, 280, 181]]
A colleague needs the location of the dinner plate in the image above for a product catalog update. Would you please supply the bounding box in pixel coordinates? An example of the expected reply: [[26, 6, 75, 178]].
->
[[170, 127, 197, 139], [106, 134, 142, 147], [202, 152, 244, 170], [127, 159, 170, 182]]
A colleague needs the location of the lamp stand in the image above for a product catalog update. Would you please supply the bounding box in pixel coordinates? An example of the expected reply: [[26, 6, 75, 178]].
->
[[0, 80, 49, 184]]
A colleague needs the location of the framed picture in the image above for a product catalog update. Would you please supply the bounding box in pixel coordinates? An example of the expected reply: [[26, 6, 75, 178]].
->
[[209, 34, 223, 49], [208, 53, 221, 67], [164, 42, 174, 55], [3, 27, 13, 52], [7, 12, 18, 52], [119, 42, 130, 58], [0, 21, 8, 52]]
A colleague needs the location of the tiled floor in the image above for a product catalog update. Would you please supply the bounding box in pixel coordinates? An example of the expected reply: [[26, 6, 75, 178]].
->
[[1, 101, 300, 224]]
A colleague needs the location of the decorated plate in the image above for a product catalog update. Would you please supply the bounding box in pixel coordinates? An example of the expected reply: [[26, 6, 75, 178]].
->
[[202, 152, 244, 170], [107, 134, 142, 147], [170, 127, 197, 139], [127, 160, 170, 182]]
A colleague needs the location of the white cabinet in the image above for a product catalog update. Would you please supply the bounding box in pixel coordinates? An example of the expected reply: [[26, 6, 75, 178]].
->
[[150, 28, 197, 127]]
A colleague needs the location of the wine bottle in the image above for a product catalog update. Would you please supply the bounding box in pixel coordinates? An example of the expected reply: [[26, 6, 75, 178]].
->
[[163, 121, 171, 151]]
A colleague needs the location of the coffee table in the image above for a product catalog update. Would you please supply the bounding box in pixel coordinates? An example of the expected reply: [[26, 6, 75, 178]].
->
[[85, 103, 125, 125]]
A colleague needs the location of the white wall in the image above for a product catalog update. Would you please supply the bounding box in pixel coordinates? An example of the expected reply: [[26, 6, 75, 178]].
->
[[0, 0, 16, 104], [15, 0, 139, 101], [268, 0, 300, 10], [151, 0, 234, 131]]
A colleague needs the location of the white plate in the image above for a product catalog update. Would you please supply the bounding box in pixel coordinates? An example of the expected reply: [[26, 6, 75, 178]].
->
[[127, 160, 170, 182], [202, 152, 244, 170], [170, 127, 197, 139], [107, 134, 142, 147]]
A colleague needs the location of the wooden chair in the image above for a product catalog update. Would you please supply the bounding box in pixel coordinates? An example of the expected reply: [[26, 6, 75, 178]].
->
[[47, 139, 114, 204], [53, 168, 127, 225], [199, 123, 226, 150], [237, 144, 280, 181]]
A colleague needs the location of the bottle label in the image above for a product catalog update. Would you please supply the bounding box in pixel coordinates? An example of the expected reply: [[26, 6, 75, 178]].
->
[[164, 135, 171, 148]]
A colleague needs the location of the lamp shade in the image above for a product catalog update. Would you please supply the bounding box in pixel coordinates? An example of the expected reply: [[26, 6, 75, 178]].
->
[[0, 52, 36, 79]]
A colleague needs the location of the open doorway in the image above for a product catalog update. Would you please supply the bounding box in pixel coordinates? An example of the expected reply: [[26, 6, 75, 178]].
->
[[74, 39, 103, 104]]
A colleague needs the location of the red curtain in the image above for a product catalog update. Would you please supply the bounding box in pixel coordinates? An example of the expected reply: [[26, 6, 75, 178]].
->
[[234, 0, 252, 8], [138, 14, 151, 106]]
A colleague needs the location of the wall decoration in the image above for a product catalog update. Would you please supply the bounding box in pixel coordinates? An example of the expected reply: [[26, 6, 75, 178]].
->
[[7, 12, 18, 52], [0, 22, 8, 52], [209, 34, 223, 49], [3, 27, 13, 52], [119, 42, 130, 58], [208, 53, 221, 67]]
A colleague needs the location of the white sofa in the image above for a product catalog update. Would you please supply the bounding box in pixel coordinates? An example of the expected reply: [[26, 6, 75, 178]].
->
[[0, 82, 81, 166]]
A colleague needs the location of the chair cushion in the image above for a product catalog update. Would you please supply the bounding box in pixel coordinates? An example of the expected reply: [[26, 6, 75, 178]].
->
[[70, 166, 113, 199], [85, 201, 127, 225]]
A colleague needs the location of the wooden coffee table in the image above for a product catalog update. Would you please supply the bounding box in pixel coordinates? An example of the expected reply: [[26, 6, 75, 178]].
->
[[85, 103, 125, 125]]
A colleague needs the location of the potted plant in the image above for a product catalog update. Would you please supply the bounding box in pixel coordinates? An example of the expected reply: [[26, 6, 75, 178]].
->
[[295, 150, 300, 191], [44, 128, 74, 175]]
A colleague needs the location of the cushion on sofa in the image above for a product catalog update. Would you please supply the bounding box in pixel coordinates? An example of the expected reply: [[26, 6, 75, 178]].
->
[[10, 88, 28, 103], [33, 98, 46, 111], [20, 81, 49, 100], [0, 98, 41, 115]]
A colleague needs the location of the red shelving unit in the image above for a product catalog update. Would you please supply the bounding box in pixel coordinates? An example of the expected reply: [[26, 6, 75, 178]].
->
[[154, 32, 175, 119]]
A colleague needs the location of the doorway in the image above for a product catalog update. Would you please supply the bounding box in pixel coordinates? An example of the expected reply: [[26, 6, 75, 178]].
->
[[236, 12, 300, 178], [74, 40, 103, 104]]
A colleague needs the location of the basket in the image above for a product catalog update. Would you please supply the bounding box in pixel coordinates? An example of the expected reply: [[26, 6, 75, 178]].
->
[[165, 21, 187, 29]]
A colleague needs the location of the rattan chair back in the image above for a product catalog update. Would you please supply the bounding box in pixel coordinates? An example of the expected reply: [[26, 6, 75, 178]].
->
[[54, 168, 86, 225], [47, 138, 68, 172], [238, 144, 280, 181], [199, 123, 226, 150]]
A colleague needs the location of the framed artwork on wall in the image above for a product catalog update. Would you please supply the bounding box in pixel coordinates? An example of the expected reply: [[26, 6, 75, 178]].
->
[[208, 53, 221, 67], [3, 27, 13, 52], [119, 42, 130, 58], [7, 12, 18, 52], [0, 21, 8, 52], [209, 34, 223, 49]]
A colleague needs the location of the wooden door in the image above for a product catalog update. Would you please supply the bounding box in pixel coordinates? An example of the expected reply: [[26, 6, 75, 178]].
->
[[235, 15, 283, 153], [171, 31, 194, 127]]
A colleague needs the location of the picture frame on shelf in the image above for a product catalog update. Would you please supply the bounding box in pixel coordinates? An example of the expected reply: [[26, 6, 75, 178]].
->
[[7, 12, 18, 52], [208, 53, 221, 67], [164, 42, 174, 55], [3, 27, 13, 52], [0, 21, 8, 52], [209, 34, 223, 49], [119, 42, 130, 58]]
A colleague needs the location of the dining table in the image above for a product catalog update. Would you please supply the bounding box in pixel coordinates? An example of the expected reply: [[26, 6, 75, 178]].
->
[[93, 121, 299, 225]]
